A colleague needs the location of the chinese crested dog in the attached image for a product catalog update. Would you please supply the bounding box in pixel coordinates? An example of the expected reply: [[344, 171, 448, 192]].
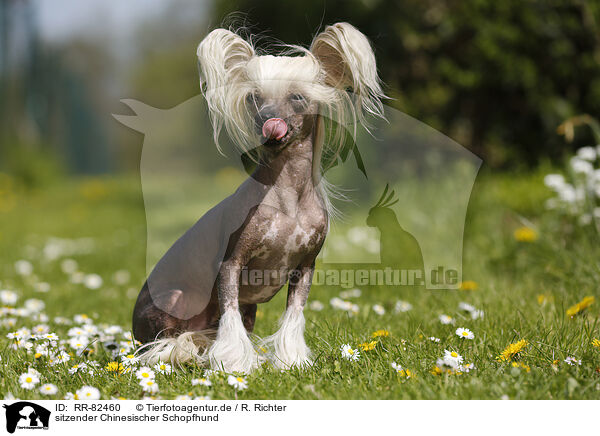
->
[[132, 22, 385, 373]]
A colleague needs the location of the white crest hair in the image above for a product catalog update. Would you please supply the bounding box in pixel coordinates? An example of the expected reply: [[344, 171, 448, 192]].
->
[[197, 22, 386, 211]]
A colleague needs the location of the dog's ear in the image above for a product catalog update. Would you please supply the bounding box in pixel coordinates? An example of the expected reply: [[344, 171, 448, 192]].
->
[[197, 29, 254, 94], [310, 23, 385, 121]]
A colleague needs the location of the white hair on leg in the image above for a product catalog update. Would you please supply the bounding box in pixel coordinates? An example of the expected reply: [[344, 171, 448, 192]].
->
[[207, 310, 261, 373], [262, 307, 312, 369], [135, 330, 214, 366]]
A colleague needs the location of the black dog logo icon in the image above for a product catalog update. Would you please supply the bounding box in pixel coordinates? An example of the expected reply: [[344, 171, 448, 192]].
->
[[3, 402, 50, 433]]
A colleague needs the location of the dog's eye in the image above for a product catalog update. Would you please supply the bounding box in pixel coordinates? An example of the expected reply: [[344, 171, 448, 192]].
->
[[246, 92, 262, 107], [290, 93, 305, 103]]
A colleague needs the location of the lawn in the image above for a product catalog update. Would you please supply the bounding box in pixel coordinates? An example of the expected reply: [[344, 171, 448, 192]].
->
[[0, 166, 599, 400]]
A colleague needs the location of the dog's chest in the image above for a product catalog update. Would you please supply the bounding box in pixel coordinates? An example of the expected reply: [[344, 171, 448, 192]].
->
[[239, 202, 327, 303]]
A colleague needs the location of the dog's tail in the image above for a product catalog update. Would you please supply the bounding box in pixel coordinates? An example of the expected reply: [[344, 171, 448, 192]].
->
[[135, 330, 217, 366]]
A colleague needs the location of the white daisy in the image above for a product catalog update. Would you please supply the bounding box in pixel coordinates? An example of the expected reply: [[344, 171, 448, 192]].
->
[[0, 290, 18, 305], [564, 356, 582, 366], [455, 327, 474, 340], [32, 324, 50, 335], [429, 336, 441, 343], [60, 258, 78, 274], [442, 350, 463, 368], [461, 363, 476, 373], [174, 394, 191, 400], [308, 300, 324, 311], [15, 260, 33, 276], [373, 304, 386, 315], [339, 288, 361, 299], [68, 363, 88, 374], [394, 300, 412, 313], [227, 375, 248, 390], [470, 310, 484, 320], [34, 282, 51, 293], [121, 354, 139, 366], [191, 378, 212, 387], [39, 383, 58, 395], [135, 367, 156, 381], [19, 371, 40, 389], [73, 314, 92, 324], [153, 362, 172, 375], [75, 386, 101, 400], [69, 336, 90, 351], [340, 344, 360, 361], [140, 379, 159, 394], [24, 299, 45, 313], [439, 314, 455, 325], [83, 274, 103, 290], [194, 395, 211, 400]]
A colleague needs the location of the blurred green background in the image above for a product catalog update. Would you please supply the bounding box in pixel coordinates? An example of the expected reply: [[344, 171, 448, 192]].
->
[[1, 0, 600, 188]]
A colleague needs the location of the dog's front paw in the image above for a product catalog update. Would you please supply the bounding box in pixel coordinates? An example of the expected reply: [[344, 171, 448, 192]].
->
[[208, 310, 261, 374]]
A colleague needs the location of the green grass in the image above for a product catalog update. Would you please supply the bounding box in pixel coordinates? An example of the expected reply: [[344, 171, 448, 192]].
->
[[0, 167, 599, 400]]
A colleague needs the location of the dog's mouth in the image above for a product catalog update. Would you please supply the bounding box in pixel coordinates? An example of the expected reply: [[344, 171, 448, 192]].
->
[[260, 118, 288, 147]]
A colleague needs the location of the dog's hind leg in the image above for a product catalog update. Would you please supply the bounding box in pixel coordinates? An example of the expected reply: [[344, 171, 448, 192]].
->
[[207, 260, 261, 373], [263, 260, 314, 369]]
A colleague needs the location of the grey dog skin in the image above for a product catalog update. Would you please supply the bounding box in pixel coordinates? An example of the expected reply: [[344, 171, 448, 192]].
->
[[132, 95, 328, 344]]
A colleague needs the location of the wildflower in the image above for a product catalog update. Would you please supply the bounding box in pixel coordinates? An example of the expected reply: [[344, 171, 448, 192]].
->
[[39, 384, 58, 395], [191, 378, 212, 387], [371, 329, 390, 339], [175, 394, 191, 400], [105, 361, 124, 374], [576, 146, 597, 161], [15, 260, 33, 276], [308, 301, 324, 311], [69, 363, 88, 374], [438, 314, 454, 325], [511, 362, 531, 373], [135, 367, 155, 381], [566, 296, 595, 318], [459, 281, 478, 291], [32, 324, 50, 335], [373, 304, 385, 315], [340, 344, 360, 361], [429, 337, 440, 343], [441, 350, 463, 369], [455, 327, 474, 340], [194, 395, 211, 400], [76, 386, 101, 400], [0, 290, 18, 305], [121, 354, 139, 366], [61, 259, 78, 274], [394, 301, 412, 313], [139, 379, 159, 394], [339, 288, 361, 298], [592, 338, 600, 348], [227, 375, 248, 390], [34, 282, 50, 293], [73, 314, 92, 324], [458, 302, 476, 312], [359, 341, 377, 351], [497, 339, 528, 362], [391, 362, 412, 378], [462, 363, 476, 373], [513, 227, 538, 242], [564, 356, 582, 366], [24, 299, 44, 313], [154, 361, 173, 375], [69, 336, 90, 351], [19, 371, 40, 389], [83, 274, 103, 290]]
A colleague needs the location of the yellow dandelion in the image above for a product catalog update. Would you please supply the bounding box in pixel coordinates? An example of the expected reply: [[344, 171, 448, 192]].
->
[[537, 294, 553, 305], [511, 361, 531, 373], [566, 296, 595, 318], [371, 329, 390, 339], [430, 366, 443, 376], [513, 226, 538, 242], [592, 338, 600, 348], [497, 339, 528, 362], [459, 280, 478, 291], [105, 361, 124, 374], [359, 341, 377, 351]]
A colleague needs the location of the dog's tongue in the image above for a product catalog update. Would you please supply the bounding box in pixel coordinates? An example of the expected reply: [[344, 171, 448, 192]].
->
[[262, 118, 287, 140]]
